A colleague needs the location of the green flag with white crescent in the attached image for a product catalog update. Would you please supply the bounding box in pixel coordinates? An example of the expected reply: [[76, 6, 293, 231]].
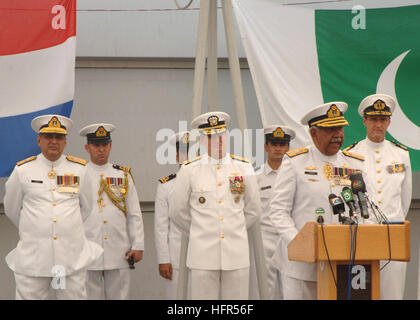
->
[[233, 0, 420, 170]]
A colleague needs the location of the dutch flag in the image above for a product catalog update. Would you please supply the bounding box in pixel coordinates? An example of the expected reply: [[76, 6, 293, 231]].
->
[[0, 0, 76, 177]]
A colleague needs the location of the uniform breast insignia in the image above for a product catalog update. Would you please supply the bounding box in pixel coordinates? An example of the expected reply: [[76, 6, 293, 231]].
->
[[159, 174, 176, 184], [17, 156, 36, 166], [286, 147, 308, 158], [229, 175, 245, 204], [99, 168, 130, 216], [343, 141, 359, 152], [57, 174, 80, 193], [322, 163, 334, 181], [391, 140, 408, 151], [330, 166, 362, 186], [66, 155, 87, 166], [230, 154, 250, 163], [387, 162, 406, 174], [342, 150, 365, 161], [183, 156, 201, 166]]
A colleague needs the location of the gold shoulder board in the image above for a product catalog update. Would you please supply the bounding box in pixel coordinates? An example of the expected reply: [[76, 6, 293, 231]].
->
[[159, 173, 176, 184], [286, 147, 308, 158], [230, 154, 250, 163], [343, 141, 359, 152], [183, 155, 201, 166], [113, 164, 131, 172], [391, 140, 408, 151], [342, 150, 365, 161], [17, 155, 37, 166], [113, 164, 136, 184], [66, 155, 87, 165]]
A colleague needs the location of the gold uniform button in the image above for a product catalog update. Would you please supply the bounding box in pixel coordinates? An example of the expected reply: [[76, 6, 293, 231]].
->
[[52, 187, 56, 191], [221, 235, 225, 239], [378, 200, 382, 204], [52, 202, 56, 206], [104, 236, 108, 240], [218, 200, 222, 204], [377, 170, 381, 174], [217, 165, 221, 170], [104, 219, 108, 224], [376, 149, 380, 154], [378, 189, 382, 194], [53, 236, 57, 240], [53, 218, 57, 223], [220, 217, 224, 221], [376, 159, 381, 164], [218, 182, 222, 187], [377, 180, 382, 183]]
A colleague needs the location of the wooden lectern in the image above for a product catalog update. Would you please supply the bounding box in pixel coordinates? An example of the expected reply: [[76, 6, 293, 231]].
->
[[288, 221, 410, 300]]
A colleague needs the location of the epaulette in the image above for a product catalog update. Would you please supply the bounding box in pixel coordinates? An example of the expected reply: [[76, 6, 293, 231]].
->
[[159, 173, 176, 184], [17, 155, 37, 166], [113, 164, 136, 184], [343, 141, 359, 152], [230, 154, 250, 163], [342, 150, 365, 161], [66, 155, 87, 166], [113, 164, 131, 172], [286, 147, 308, 158], [183, 155, 201, 166], [391, 140, 408, 151]]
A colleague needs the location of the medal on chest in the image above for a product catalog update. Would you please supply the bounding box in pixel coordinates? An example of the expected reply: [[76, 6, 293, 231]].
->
[[56, 174, 80, 193]]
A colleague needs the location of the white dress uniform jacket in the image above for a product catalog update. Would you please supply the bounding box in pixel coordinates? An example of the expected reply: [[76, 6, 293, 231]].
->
[[256, 163, 279, 232], [348, 139, 412, 221], [154, 174, 182, 268], [269, 145, 365, 281], [83, 162, 144, 270], [4, 153, 103, 277], [171, 153, 261, 270]]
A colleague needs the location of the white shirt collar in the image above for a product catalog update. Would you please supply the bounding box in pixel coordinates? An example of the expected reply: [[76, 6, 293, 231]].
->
[[201, 152, 231, 165], [311, 144, 339, 163], [87, 161, 111, 171], [365, 137, 386, 149], [264, 161, 277, 175], [38, 153, 66, 167]]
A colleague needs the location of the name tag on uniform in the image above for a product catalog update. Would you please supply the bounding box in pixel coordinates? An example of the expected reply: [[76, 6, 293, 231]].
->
[[31, 180, 43, 184], [261, 185, 271, 191]]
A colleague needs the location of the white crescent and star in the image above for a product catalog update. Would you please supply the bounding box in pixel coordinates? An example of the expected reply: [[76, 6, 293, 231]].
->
[[376, 49, 420, 150]]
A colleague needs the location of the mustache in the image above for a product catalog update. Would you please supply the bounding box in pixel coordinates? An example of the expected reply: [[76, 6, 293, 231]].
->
[[330, 137, 342, 143]]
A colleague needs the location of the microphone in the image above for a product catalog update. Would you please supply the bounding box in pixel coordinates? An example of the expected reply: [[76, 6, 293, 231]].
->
[[315, 207, 325, 224], [357, 191, 370, 219], [328, 194, 353, 225], [350, 173, 369, 219], [341, 187, 357, 217]]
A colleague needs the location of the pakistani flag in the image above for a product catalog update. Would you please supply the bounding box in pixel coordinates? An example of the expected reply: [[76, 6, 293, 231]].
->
[[233, 0, 420, 170]]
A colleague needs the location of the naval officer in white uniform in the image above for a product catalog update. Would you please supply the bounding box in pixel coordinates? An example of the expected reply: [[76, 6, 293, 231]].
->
[[171, 111, 261, 299], [268, 102, 366, 299], [154, 131, 190, 299], [4, 114, 103, 300], [80, 123, 145, 300], [344, 94, 412, 300], [250, 125, 296, 300]]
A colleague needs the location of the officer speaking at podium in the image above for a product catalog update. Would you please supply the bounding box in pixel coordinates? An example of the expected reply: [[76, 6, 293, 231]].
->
[[268, 102, 366, 299]]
